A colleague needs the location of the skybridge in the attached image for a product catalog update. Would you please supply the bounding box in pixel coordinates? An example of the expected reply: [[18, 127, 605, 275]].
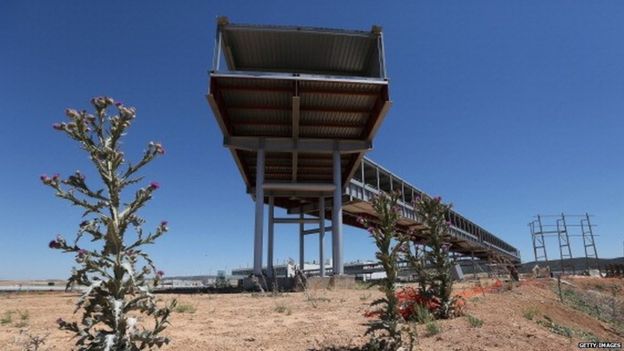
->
[[206, 17, 520, 277]]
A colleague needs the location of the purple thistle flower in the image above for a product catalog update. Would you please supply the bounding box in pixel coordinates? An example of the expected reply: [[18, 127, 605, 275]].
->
[[52, 123, 63, 130], [156, 270, 165, 277], [356, 216, 365, 225], [40, 174, 49, 182], [367, 227, 375, 234], [56, 317, 64, 324], [52, 173, 60, 181], [78, 249, 87, 258], [48, 240, 58, 249], [434, 196, 442, 202], [154, 143, 165, 155], [161, 220, 168, 227], [149, 182, 160, 190]]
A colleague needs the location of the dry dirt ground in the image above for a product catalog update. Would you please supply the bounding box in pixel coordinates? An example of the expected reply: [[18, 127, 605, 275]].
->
[[0, 278, 622, 350]]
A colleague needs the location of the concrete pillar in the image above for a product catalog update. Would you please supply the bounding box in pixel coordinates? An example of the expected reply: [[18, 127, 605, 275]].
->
[[299, 205, 304, 272], [332, 150, 344, 275], [319, 197, 325, 277], [253, 148, 265, 275], [268, 196, 274, 278]]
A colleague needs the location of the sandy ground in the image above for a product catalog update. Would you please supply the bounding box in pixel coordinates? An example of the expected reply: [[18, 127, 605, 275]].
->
[[0, 278, 621, 350]]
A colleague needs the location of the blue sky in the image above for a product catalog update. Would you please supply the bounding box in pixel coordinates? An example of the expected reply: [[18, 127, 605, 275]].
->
[[1, 1, 622, 279]]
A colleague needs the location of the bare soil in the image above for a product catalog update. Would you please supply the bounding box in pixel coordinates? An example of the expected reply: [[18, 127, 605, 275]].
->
[[0, 278, 621, 350]]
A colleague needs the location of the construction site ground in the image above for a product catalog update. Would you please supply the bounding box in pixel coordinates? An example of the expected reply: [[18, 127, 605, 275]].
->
[[0, 276, 621, 350]]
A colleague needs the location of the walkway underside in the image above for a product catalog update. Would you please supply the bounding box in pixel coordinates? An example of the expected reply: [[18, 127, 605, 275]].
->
[[286, 157, 521, 264]]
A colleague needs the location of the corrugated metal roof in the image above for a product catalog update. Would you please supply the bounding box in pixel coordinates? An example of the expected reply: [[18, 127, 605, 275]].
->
[[219, 23, 384, 78]]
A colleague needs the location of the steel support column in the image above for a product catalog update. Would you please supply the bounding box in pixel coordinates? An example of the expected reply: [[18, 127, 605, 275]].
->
[[299, 205, 304, 271], [268, 196, 275, 277], [332, 150, 344, 275], [319, 197, 326, 277], [253, 148, 265, 275]]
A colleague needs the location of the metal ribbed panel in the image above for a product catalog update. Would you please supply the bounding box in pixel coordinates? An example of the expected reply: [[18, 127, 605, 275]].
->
[[299, 111, 368, 129], [222, 90, 291, 107], [233, 124, 290, 137], [300, 93, 376, 109], [229, 109, 290, 126], [300, 125, 362, 139], [300, 80, 383, 94], [223, 27, 379, 77]]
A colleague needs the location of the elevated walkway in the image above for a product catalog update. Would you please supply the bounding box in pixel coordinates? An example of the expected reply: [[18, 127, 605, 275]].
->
[[206, 18, 520, 278]]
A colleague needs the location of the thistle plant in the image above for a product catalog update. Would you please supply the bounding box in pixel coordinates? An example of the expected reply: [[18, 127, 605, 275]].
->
[[41, 97, 175, 350], [358, 191, 406, 350], [404, 195, 460, 319]]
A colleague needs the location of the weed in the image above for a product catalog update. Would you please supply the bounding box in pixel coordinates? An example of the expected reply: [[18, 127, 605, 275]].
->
[[42, 97, 174, 349], [174, 303, 196, 314], [354, 281, 370, 290], [18, 310, 29, 321], [425, 321, 440, 336], [274, 302, 291, 315], [537, 315, 572, 338], [413, 303, 434, 324], [360, 293, 372, 301], [1, 310, 13, 325], [18, 330, 49, 351], [467, 314, 484, 328], [522, 307, 539, 320]]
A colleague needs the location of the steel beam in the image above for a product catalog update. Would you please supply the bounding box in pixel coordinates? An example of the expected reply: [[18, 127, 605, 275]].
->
[[253, 148, 265, 275], [224, 136, 371, 154], [263, 183, 335, 192], [302, 226, 333, 235], [291, 91, 300, 182], [274, 217, 322, 224], [268, 196, 275, 277], [299, 206, 304, 271], [332, 150, 344, 275], [319, 197, 326, 277]]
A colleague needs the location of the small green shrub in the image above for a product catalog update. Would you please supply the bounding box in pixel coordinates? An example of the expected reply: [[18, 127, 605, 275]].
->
[[19, 310, 29, 321], [0, 311, 13, 325], [174, 303, 196, 314], [425, 321, 440, 336], [274, 303, 291, 315], [467, 314, 483, 328], [413, 304, 434, 324], [537, 315, 572, 338], [522, 307, 539, 320]]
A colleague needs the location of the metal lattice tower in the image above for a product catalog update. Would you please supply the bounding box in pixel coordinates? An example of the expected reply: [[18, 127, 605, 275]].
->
[[581, 213, 599, 271], [530, 215, 549, 263], [556, 213, 574, 273], [529, 213, 599, 273]]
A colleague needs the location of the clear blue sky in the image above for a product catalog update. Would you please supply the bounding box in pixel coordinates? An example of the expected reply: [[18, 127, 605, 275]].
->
[[1, 1, 622, 279]]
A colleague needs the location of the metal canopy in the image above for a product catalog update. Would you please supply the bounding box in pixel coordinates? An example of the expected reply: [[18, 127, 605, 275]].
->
[[208, 18, 391, 202]]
